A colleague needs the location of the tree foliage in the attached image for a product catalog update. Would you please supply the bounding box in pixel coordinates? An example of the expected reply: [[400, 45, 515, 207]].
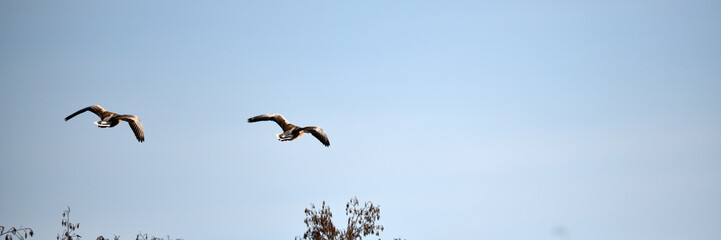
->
[[296, 197, 402, 240]]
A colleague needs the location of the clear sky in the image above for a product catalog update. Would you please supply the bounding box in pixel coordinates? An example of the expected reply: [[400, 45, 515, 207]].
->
[[1, 1, 720, 240]]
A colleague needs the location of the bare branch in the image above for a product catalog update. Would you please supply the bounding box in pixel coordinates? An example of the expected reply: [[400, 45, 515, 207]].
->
[[57, 207, 81, 240], [0, 226, 34, 240]]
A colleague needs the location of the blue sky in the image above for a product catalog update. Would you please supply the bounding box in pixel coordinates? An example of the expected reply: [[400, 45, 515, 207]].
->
[[1, 1, 720, 239]]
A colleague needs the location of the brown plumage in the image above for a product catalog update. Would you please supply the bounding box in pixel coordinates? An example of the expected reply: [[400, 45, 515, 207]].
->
[[248, 113, 330, 147], [65, 105, 145, 142]]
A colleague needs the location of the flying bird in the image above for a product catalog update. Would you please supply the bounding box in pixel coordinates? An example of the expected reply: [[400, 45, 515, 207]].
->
[[65, 105, 145, 142], [248, 114, 330, 147]]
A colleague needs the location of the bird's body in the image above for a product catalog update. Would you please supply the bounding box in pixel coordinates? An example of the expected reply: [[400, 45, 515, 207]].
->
[[248, 113, 330, 147], [65, 105, 145, 142]]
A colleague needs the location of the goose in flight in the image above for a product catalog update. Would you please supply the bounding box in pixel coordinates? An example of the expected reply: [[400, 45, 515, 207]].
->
[[65, 105, 145, 142], [248, 114, 330, 147]]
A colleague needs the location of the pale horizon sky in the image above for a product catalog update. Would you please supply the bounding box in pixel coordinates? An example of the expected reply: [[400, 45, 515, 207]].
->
[[1, 1, 720, 240]]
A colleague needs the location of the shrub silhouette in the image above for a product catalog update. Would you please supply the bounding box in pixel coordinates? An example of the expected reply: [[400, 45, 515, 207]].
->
[[296, 197, 403, 240], [95, 236, 119, 240], [134, 233, 183, 240], [54, 207, 181, 240]]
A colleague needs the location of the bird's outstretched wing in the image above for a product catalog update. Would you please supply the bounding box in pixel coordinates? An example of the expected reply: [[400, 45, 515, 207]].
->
[[65, 105, 107, 121], [300, 126, 330, 147], [117, 115, 145, 142], [248, 114, 295, 131]]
